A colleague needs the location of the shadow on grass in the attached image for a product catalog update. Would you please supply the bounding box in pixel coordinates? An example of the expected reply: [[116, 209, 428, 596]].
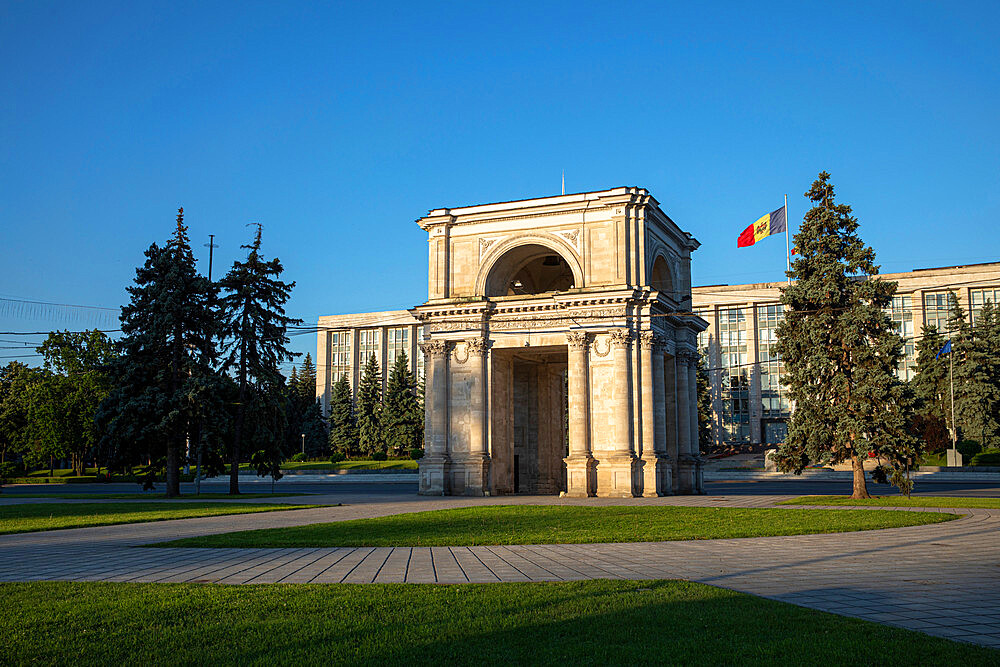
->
[[1, 580, 994, 665]]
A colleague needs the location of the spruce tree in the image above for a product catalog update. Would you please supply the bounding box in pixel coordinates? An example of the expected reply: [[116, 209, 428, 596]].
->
[[696, 361, 714, 454], [296, 353, 317, 408], [97, 209, 218, 497], [774, 173, 918, 499], [356, 353, 383, 456], [383, 352, 421, 455], [217, 225, 301, 493], [328, 375, 357, 455], [975, 300, 1000, 448], [947, 295, 1000, 448], [910, 324, 950, 451]]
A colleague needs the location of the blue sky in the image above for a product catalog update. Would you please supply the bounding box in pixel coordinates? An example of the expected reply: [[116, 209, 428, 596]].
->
[[2, 1, 998, 369]]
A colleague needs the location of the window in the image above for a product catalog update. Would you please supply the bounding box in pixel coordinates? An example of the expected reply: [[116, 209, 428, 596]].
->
[[971, 287, 1000, 324], [886, 295, 915, 381], [329, 331, 351, 383], [923, 291, 956, 333], [756, 304, 790, 417], [386, 327, 409, 368], [359, 329, 379, 368], [718, 307, 750, 444]]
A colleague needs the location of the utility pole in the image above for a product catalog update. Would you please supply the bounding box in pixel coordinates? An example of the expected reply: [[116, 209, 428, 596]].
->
[[195, 234, 220, 496]]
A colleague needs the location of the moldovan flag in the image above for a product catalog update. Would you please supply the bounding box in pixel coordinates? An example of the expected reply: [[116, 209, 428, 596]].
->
[[737, 206, 787, 248]]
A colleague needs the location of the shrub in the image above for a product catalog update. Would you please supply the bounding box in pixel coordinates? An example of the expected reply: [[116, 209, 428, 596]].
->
[[290, 453, 308, 463], [371, 451, 388, 461], [329, 452, 346, 465], [957, 440, 982, 460], [971, 449, 1000, 466], [409, 447, 424, 460], [0, 461, 26, 479]]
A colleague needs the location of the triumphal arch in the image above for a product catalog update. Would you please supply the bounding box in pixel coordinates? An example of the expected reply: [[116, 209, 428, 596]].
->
[[412, 187, 707, 497]]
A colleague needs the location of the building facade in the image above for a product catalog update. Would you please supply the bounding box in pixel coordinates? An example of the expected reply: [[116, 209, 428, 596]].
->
[[317, 187, 707, 497], [693, 261, 1000, 450]]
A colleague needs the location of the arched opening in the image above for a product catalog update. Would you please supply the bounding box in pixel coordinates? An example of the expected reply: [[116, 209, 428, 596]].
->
[[484, 244, 576, 297], [650, 255, 673, 295]]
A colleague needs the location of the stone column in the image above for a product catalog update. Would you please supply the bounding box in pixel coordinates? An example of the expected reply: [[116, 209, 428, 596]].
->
[[597, 328, 638, 497], [674, 349, 696, 493], [643, 332, 673, 496], [564, 331, 596, 497], [418, 339, 450, 495], [688, 349, 706, 493], [462, 337, 490, 495]]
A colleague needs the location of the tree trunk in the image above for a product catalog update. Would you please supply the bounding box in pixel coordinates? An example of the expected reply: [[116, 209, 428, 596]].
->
[[850, 454, 871, 499], [165, 436, 180, 498]]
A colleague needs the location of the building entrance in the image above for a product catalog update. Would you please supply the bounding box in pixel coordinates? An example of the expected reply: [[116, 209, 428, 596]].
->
[[490, 347, 567, 495]]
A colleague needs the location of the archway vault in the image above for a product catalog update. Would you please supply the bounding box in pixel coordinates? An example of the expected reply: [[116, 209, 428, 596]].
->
[[476, 234, 584, 297]]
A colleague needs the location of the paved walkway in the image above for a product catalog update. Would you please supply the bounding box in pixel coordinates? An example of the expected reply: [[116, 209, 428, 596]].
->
[[2, 494, 998, 650]]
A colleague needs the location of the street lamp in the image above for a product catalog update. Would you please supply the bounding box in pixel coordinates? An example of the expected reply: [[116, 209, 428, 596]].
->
[[301, 433, 306, 456]]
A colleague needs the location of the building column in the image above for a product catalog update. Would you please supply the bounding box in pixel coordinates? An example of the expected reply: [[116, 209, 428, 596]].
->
[[687, 349, 706, 493], [461, 337, 490, 495], [564, 331, 596, 497], [674, 349, 696, 494], [644, 332, 673, 496], [418, 339, 450, 495], [597, 328, 638, 497]]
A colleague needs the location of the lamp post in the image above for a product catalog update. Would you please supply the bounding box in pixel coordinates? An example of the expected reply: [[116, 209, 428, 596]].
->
[[301, 433, 306, 456]]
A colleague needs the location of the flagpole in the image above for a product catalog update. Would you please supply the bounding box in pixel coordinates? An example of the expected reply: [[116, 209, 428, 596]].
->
[[949, 347, 957, 457], [784, 193, 790, 284]]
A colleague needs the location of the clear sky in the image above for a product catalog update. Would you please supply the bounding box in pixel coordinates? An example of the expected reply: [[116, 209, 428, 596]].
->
[[2, 1, 998, 369]]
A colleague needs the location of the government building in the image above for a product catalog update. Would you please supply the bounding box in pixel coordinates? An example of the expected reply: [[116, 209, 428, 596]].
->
[[693, 261, 1000, 450], [316, 187, 707, 497]]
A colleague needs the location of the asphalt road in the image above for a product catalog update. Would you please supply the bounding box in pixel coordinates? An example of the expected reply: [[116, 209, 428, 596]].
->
[[3, 478, 1000, 498]]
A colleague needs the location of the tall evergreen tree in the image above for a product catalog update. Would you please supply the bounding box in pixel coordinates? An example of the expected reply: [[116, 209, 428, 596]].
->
[[910, 324, 950, 451], [946, 295, 1000, 447], [97, 209, 218, 497], [356, 353, 383, 456], [975, 300, 1000, 448], [296, 353, 317, 407], [328, 375, 357, 455], [774, 173, 918, 499], [217, 225, 301, 493], [696, 361, 714, 454], [383, 352, 421, 454]]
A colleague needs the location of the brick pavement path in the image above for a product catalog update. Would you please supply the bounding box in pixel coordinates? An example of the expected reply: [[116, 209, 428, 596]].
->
[[2, 494, 998, 649]]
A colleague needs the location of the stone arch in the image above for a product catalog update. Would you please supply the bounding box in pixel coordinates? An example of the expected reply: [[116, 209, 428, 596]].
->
[[650, 254, 674, 296], [476, 235, 584, 297]]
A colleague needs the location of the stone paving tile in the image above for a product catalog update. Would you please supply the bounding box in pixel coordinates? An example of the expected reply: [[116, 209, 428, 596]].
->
[[2, 495, 998, 649]]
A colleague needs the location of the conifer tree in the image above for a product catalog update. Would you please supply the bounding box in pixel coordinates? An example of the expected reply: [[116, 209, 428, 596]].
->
[[356, 353, 383, 456], [774, 173, 918, 499], [383, 352, 421, 455], [947, 296, 1000, 448], [328, 375, 357, 455], [696, 361, 714, 454], [97, 209, 218, 496], [910, 324, 950, 451], [975, 300, 1000, 448], [296, 353, 317, 408], [217, 225, 301, 493]]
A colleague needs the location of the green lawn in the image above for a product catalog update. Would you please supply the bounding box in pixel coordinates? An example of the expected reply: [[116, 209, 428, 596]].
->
[[0, 502, 320, 535], [1, 581, 992, 666], [158, 505, 956, 548], [1, 492, 310, 500], [781, 495, 1000, 508]]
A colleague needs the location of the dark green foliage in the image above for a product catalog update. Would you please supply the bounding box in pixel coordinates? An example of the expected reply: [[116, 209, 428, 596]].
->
[[97, 209, 218, 497], [774, 173, 918, 498], [356, 354, 383, 456], [382, 352, 422, 455], [409, 447, 424, 460], [329, 451, 346, 464], [371, 451, 388, 461], [217, 225, 300, 492], [696, 360, 713, 453], [910, 323, 951, 450], [0, 362, 43, 471], [327, 375, 357, 455]]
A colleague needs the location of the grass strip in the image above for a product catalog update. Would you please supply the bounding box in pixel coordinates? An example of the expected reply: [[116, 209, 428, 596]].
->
[[157, 505, 956, 548], [0, 502, 319, 535], [1, 492, 310, 500], [780, 495, 1000, 508], [0, 580, 993, 666]]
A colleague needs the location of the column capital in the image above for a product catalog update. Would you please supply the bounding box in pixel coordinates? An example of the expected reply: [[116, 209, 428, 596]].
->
[[676, 348, 699, 364], [465, 337, 490, 356], [419, 339, 451, 358], [565, 331, 591, 350], [609, 328, 633, 349]]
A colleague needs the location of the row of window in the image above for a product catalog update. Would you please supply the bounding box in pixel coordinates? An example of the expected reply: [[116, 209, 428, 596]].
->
[[699, 286, 1000, 445], [327, 327, 423, 384]]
